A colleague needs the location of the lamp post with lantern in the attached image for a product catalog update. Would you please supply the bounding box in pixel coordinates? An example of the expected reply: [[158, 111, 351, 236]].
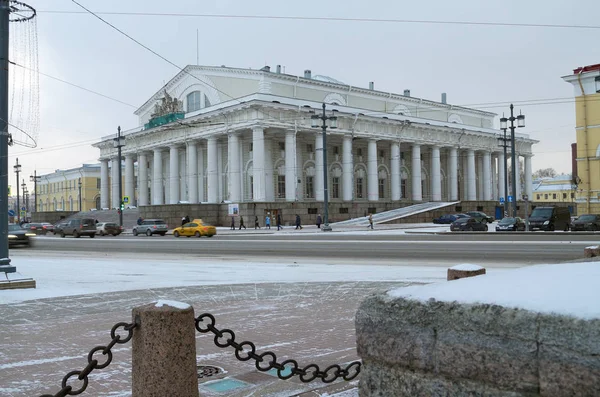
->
[[500, 104, 525, 217], [311, 103, 338, 232], [14, 158, 21, 223]]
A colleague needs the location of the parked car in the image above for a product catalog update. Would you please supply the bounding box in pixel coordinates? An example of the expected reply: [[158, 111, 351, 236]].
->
[[450, 217, 488, 232], [495, 217, 526, 232], [570, 214, 600, 231], [96, 222, 123, 236], [465, 211, 494, 224], [173, 219, 217, 238], [8, 224, 35, 247], [529, 206, 571, 231], [433, 215, 458, 224], [53, 221, 68, 235], [60, 218, 97, 238], [132, 219, 168, 236], [22, 222, 54, 235]]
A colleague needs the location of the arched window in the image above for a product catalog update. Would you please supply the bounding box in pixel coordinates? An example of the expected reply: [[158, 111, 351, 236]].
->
[[204, 94, 211, 108], [187, 91, 201, 113]]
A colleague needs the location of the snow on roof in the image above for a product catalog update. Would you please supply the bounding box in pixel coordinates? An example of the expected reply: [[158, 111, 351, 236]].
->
[[449, 264, 484, 271], [388, 262, 600, 320], [533, 183, 573, 192]]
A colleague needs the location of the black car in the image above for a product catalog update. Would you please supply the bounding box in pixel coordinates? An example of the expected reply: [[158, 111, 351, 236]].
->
[[22, 222, 54, 235], [433, 214, 458, 224], [495, 217, 526, 232], [571, 214, 600, 231], [8, 224, 35, 247], [465, 211, 494, 224], [450, 217, 488, 232]]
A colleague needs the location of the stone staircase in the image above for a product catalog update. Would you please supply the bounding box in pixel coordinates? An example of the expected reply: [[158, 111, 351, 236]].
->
[[331, 201, 460, 226]]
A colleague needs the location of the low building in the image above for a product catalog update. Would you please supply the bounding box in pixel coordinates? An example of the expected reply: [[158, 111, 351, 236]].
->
[[532, 175, 576, 203], [36, 164, 102, 212]]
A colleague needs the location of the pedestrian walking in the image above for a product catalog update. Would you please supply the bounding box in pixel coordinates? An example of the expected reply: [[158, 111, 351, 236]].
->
[[239, 215, 246, 230], [265, 214, 271, 229], [255, 216, 260, 229], [276, 214, 282, 230], [316, 214, 322, 229], [181, 216, 187, 226], [368, 213, 373, 230], [137, 216, 143, 225], [295, 214, 303, 230], [230, 216, 235, 230], [185, 215, 190, 223]]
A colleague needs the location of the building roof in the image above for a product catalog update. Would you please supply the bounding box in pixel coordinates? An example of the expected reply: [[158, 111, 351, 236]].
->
[[573, 64, 600, 74]]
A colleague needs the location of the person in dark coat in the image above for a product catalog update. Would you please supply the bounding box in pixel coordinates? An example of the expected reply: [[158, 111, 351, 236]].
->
[[255, 216, 260, 229], [137, 216, 143, 225], [295, 214, 303, 230], [230, 216, 235, 230], [239, 215, 246, 230], [276, 214, 282, 231], [185, 215, 190, 223], [316, 214, 322, 229], [181, 216, 186, 226]]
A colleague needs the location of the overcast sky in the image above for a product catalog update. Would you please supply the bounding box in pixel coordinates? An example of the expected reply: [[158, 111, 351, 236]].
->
[[8, 0, 600, 191]]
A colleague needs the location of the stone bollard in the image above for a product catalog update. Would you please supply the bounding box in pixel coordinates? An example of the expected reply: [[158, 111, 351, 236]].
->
[[132, 300, 199, 397], [447, 264, 486, 281], [584, 245, 600, 258]]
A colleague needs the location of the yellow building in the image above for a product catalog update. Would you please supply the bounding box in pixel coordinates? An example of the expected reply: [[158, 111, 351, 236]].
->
[[532, 175, 575, 204], [563, 64, 600, 214], [37, 164, 102, 212]]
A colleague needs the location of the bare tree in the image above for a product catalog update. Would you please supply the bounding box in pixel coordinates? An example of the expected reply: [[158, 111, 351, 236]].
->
[[532, 168, 557, 179]]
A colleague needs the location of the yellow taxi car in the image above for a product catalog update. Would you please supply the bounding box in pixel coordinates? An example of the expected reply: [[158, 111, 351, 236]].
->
[[173, 219, 217, 238]]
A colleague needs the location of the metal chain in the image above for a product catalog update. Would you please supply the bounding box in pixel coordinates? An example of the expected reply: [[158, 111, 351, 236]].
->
[[39, 322, 136, 397], [195, 313, 361, 383]]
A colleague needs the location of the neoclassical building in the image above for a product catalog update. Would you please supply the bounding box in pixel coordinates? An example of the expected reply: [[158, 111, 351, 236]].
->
[[37, 164, 101, 212], [94, 65, 537, 209]]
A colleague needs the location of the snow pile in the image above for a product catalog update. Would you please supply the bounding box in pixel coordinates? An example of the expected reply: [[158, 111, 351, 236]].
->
[[155, 300, 190, 309], [449, 264, 484, 271], [389, 262, 600, 320]]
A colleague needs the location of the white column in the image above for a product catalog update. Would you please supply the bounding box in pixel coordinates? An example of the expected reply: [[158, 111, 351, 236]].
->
[[477, 155, 484, 200], [207, 137, 219, 203], [111, 157, 120, 209], [197, 144, 205, 202], [138, 152, 148, 206], [515, 154, 522, 200], [315, 133, 324, 201], [252, 127, 265, 201], [152, 149, 163, 205], [187, 142, 198, 203], [467, 149, 476, 200], [492, 155, 498, 200], [391, 142, 401, 201], [498, 152, 506, 201], [449, 147, 458, 201], [367, 139, 379, 201], [342, 135, 353, 201], [411, 144, 422, 201], [430, 146, 441, 201], [169, 145, 180, 204], [264, 137, 274, 201], [525, 154, 533, 201], [125, 154, 135, 205], [285, 130, 296, 201], [100, 159, 109, 209], [228, 133, 241, 202], [483, 151, 492, 201]]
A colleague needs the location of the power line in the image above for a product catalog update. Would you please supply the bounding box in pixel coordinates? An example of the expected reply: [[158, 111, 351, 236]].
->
[[70, 0, 242, 106], [38, 10, 600, 30]]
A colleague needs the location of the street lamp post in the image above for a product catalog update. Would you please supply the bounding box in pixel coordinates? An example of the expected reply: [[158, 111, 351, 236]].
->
[[14, 158, 21, 223], [30, 170, 40, 213], [311, 103, 338, 232], [500, 104, 525, 217], [498, 129, 510, 219], [78, 178, 82, 211], [21, 179, 27, 220], [113, 126, 125, 227]]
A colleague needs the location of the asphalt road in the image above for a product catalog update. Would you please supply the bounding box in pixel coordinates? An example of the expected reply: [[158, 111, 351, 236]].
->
[[25, 232, 598, 265]]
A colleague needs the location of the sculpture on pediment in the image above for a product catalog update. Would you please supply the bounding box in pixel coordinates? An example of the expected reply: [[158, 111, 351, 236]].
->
[[151, 90, 183, 118]]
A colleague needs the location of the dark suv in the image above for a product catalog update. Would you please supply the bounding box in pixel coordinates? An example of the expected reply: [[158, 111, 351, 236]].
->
[[60, 218, 97, 238], [133, 219, 168, 236]]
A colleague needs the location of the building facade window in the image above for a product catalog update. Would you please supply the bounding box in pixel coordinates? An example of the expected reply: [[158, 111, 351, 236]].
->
[[97, 178, 101, 189], [563, 193, 567, 199], [378, 178, 385, 198], [553, 193, 557, 199], [305, 176, 314, 198], [187, 91, 201, 113], [332, 177, 340, 199], [571, 193, 575, 199], [401, 179, 407, 199], [356, 178, 363, 199], [537, 194, 541, 200], [277, 175, 285, 198], [250, 176, 254, 200], [544, 194, 548, 199]]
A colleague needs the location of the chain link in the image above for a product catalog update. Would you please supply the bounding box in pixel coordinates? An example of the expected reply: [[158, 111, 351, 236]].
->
[[195, 313, 361, 383], [39, 322, 136, 397]]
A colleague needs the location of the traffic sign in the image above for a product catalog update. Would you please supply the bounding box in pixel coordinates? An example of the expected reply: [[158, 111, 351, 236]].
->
[[21, 206, 26, 211], [508, 195, 513, 203], [20, 210, 26, 217], [7, 186, 11, 196], [8, 209, 15, 216], [499, 197, 505, 204], [123, 196, 130, 204]]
